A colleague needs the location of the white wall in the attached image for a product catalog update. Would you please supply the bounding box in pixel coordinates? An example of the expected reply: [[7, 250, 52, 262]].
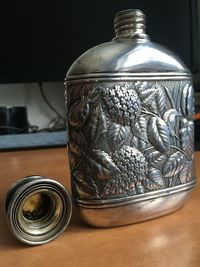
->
[[0, 82, 66, 129]]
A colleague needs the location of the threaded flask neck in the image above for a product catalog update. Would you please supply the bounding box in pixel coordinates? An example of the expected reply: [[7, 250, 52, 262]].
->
[[114, 9, 148, 40]]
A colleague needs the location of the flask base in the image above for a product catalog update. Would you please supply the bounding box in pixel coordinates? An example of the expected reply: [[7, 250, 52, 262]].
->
[[77, 181, 195, 227]]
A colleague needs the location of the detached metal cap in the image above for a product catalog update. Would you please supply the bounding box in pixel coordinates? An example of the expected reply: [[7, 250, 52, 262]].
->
[[5, 175, 72, 245]]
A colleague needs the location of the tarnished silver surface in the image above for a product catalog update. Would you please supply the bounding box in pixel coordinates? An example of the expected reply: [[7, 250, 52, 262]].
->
[[65, 9, 195, 227], [79, 182, 195, 227], [5, 175, 72, 245]]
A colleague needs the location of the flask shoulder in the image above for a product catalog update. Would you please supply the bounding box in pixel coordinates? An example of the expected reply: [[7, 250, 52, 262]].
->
[[67, 39, 190, 78]]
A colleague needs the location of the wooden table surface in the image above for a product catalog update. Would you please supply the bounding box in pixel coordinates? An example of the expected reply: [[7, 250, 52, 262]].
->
[[0, 148, 199, 267]]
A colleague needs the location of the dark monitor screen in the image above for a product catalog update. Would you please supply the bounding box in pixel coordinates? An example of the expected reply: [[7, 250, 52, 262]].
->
[[0, 0, 194, 83]]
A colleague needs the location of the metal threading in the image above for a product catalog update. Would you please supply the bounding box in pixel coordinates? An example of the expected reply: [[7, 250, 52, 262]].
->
[[114, 9, 148, 40], [5, 176, 72, 245]]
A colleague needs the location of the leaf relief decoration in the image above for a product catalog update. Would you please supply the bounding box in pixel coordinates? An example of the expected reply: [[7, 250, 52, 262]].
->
[[179, 161, 193, 184], [179, 118, 194, 155], [163, 151, 186, 178], [68, 99, 90, 128], [163, 85, 175, 109], [131, 136, 148, 151], [148, 117, 170, 154], [69, 130, 87, 150], [69, 140, 82, 156], [155, 84, 166, 115], [145, 150, 167, 168], [87, 105, 107, 143], [170, 82, 183, 111], [86, 149, 119, 181], [72, 171, 100, 199], [131, 117, 148, 150], [132, 117, 148, 141], [138, 88, 157, 106], [181, 83, 195, 118], [108, 123, 130, 151], [67, 80, 195, 199], [68, 130, 88, 170], [163, 109, 182, 127], [68, 150, 78, 170], [143, 167, 165, 190], [88, 86, 100, 103]]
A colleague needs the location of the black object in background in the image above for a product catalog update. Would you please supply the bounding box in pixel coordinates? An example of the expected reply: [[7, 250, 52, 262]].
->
[[0, 0, 197, 83], [0, 107, 28, 135]]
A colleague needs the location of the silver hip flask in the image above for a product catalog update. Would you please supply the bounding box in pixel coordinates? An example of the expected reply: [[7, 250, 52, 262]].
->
[[65, 9, 195, 227]]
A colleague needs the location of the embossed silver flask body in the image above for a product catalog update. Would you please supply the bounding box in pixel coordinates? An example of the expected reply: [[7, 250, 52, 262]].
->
[[65, 9, 195, 227]]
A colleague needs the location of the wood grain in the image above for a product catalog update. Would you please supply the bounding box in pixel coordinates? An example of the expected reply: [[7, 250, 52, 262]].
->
[[0, 148, 199, 267]]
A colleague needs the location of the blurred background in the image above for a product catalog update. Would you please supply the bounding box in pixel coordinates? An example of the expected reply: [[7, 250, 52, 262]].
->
[[0, 0, 199, 150]]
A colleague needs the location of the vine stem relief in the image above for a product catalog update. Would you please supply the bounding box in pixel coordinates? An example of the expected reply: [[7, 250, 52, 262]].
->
[[142, 145, 192, 161]]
